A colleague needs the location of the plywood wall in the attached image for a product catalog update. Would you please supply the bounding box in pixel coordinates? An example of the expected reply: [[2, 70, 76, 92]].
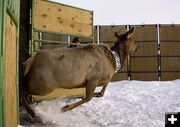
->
[[131, 73, 158, 81], [5, 14, 17, 127], [160, 25, 180, 41], [160, 25, 180, 80], [131, 57, 158, 71], [98, 25, 180, 81], [111, 73, 128, 81], [33, 0, 93, 38], [161, 72, 180, 81], [34, 88, 85, 101], [99, 25, 127, 42], [161, 57, 180, 71], [131, 42, 157, 56], [130, 25, 157, 41]]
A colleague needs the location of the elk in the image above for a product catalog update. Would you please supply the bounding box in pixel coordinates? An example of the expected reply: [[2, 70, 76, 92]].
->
[[21, 27, 139, 117]]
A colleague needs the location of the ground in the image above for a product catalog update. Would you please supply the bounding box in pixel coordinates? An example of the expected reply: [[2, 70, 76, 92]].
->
[[19, 79, 180, 127]]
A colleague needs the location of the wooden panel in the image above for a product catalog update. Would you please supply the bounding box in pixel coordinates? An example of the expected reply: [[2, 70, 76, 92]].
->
[[161, 57, 180, 71], [161, 72, 180, 81], [34, 73, 128, 100], [94, 26, 97, 42], [79, 38, 92, 43], [131, 57, 158, 71], [160, 25, 180, 41], [33, 88, 85, 101], [111, 73, 128, 81], [99, 25, 127, 42], [120, 59, 128, 72], [131, 73, 158, 81], [100, 42, 114, 47], [40, 32, 68, 49], [131, 42, 157, 56], [5, 14, 17, 127], [130, 25, 157, 41], [160, 42, 180, 56], [34, 0, 93, 38]]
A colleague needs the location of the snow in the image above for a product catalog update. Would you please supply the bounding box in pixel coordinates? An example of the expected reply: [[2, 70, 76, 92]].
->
[[19, 80, 180, 127]]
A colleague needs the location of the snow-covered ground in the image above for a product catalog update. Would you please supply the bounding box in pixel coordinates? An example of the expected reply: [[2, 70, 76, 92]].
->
[[20, 80, 180, 127]]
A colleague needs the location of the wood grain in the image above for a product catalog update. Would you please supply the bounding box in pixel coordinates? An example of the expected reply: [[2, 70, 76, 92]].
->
[[5, 14, 17, 127], [34, 0, 93, 38]]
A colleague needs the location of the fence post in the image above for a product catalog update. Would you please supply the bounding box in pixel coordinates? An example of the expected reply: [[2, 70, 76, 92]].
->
[[126, 25, 131, 81], [96, 25, 100, 45], [157, 24, 161, 81]]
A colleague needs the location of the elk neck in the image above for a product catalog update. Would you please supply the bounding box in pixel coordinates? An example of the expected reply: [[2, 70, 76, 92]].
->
[[110, 42, 128, 71]]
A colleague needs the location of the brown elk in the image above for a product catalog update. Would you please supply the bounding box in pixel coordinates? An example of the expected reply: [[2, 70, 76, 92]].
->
[[21, 27, 139, 117]]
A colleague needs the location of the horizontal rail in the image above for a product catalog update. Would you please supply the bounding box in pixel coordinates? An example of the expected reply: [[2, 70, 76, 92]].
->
[[161, 71, 180, 73], [34, 39, 86, 46], [131, 56, 158, 57], [130, 71, 180, 73], [161, 56, 180, 57], [33, 29, 93, 40], [131, 71, 158, 73]]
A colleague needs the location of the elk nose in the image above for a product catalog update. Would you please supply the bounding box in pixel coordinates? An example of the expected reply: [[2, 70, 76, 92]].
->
[[135, 46, 140, 52]]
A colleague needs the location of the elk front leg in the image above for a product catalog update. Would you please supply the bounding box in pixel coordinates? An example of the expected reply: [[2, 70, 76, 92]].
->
[[93, 84, 108, 97], [62, 80, 97, 112]]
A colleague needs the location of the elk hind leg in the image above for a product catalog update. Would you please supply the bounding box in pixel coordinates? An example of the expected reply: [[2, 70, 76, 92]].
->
[[62, 80, 97, 112], [20, 91, 36, 118]]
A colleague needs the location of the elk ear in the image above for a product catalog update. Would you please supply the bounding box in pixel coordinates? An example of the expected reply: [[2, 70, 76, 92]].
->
[[114, 32, 120, 38], [126, 27, 135, 38], [114, 29, 122, 38]]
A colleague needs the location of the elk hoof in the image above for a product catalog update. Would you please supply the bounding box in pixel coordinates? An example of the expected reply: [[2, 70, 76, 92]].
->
[[61, 105, 71, 112], [94, 93, 103, 97], [28, 108, 36, 118], [31, 111, 37, 118], [34, 115, 43, 124]]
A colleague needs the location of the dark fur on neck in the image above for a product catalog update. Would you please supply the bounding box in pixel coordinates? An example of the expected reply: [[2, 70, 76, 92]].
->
[[111, 42, 121, 56]]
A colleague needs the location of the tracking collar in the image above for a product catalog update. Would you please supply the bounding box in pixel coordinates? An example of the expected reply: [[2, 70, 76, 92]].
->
[[111, 51, 121, 73]]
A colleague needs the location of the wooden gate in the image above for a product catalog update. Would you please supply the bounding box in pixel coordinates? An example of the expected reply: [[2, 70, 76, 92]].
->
[[0, 0, 20, 127], [30, 0, 93, 54]]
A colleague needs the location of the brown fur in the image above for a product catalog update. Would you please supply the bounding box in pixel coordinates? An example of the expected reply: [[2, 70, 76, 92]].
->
[[21, 27, 139, 117]]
